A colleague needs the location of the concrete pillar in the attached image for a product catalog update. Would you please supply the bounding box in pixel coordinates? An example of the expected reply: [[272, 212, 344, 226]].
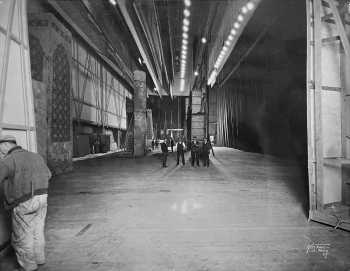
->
[[133, 70, 147, 157]]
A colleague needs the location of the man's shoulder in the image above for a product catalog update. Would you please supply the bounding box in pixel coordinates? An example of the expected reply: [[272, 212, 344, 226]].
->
[[11, 149, 44, 162]]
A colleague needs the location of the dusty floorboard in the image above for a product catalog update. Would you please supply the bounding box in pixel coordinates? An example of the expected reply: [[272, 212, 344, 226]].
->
[[2, 147, 350, 271]]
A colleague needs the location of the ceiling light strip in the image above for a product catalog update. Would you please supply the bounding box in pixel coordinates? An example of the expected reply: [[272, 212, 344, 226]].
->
[[208, 0, 259, 87], [180, 0, 191, 92]]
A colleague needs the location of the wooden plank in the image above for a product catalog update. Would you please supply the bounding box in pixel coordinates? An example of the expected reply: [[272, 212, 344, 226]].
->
[[321, 12, 334, 23], [0, 24, 28, 49], [327, 0, 350, 56], [307, 0, 317, 213], [314, 0, 324, 208], [117, 0, 162, 96], [322, 35, 340, 43], [321, 0, 330, 7], [310, 210, 350, 231], [75, 224, 92, 237], [0, 123, 35, 131], [321, 85, 342, 91]]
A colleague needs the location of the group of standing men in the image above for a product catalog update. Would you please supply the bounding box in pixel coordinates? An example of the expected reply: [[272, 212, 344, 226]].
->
[[160, 137, 214, 168]]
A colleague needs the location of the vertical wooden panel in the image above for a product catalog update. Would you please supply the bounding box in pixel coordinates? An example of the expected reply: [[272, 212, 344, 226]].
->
[[308, 0, 350, 230], [306, 0, 317, 213]]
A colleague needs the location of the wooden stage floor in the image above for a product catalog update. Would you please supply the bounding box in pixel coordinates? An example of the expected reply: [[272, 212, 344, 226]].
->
[[2, 147, 350, 271]]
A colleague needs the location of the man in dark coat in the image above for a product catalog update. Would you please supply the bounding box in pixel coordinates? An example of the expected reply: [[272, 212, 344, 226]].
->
[[176, 139, 186, 166], [0, 135, 52, 271], [170, 138, 175, 153], [151, 139, 155, 150], [202, 138, 215, 167], [190, 139, 200, 167], [160, 140, 168, 167]]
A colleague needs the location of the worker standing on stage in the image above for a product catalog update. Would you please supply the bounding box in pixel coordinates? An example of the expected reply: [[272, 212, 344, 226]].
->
[[160, 139, 168, 168], [176, 138, 186, 166], [190, 138, 200, 167], [202, 138, 215, 167], [0, 135, 52, 271], [170, 138, 175, 153]]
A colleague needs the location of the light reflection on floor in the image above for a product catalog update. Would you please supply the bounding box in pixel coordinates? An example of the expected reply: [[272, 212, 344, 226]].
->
[[171, 199, 203, 214]]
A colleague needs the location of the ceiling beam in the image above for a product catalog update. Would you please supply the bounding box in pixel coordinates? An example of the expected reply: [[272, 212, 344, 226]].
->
[[117, 0, 162, 96], [47, 0, 135, 87]]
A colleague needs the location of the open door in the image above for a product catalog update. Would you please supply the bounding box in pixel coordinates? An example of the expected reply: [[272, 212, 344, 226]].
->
[[307, 0, 350, 230]]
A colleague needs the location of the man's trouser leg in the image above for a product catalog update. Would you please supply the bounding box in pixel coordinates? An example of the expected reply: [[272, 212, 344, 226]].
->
[[12, 194, 48, 271], [162, 153, 167, 166], [33, 195, 47, 265], [181, 152, 185, 165]]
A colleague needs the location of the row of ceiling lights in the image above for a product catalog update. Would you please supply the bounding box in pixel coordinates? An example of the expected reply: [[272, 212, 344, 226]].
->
[[208, 1, 256, 86], [214, 1, 255, 70], [180, 0, 191, 91]]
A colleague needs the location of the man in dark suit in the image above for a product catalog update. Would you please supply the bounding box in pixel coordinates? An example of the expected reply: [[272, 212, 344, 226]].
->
[[176, 138, 186, 166], [190, 139, 200, 167], [202, 138, 214, 167], [160, 139, 168, 167]]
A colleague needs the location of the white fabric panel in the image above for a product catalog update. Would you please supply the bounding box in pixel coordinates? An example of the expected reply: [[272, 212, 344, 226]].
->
[[121, 117, 126, 130], [3, 41, 26, 125], [322, 91, 342, 158], [0, 0, 11, 29], [79, 103, 98, 124], [24, 48, 35, 127], [11, 0, 20, 39], [21, 0, 28, 47], [0, 33, 5, 73], [29, 131, 37, 152], [77, 42, 87, 65], [71, 39, 132, 130], [84, 77, 96, 106], [106, 112, 126, 129], [71, 63, 78, 97], [321, 41, 341, 88]]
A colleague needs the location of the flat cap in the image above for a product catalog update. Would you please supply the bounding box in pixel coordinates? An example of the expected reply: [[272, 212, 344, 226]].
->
[[0, 135, 17, 144]]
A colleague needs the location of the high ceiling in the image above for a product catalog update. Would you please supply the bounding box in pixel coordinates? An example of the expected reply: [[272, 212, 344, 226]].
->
[[116, 0, 260, 96], [49, 0, 301, 97]]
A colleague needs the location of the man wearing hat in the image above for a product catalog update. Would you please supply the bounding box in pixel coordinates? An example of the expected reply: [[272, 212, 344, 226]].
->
[[0, 135, 52, 271]]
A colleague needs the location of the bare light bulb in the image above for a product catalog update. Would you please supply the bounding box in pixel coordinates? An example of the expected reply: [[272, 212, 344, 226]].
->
[[183, 18, 190, 26], [184, 0, 191, 7], [247, 2, 254, 10]]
